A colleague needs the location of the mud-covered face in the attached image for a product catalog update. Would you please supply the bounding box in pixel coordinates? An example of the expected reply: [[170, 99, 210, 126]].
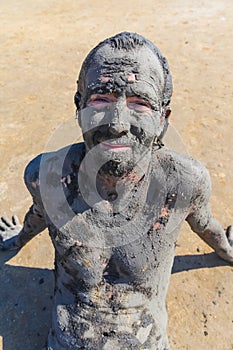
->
[[78, 45, 165, 176]]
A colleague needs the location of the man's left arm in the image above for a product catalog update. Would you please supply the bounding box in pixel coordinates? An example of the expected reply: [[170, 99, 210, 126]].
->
[[185, 166, 233, 263]]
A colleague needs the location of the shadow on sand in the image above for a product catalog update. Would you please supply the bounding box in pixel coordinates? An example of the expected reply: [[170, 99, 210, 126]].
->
[[0, 250, 54, 350], [172, 251, 229, 274]]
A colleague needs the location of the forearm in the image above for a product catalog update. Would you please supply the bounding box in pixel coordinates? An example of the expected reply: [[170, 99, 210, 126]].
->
[[187, 212, 233, 263], [196, 217, 233, 263], [15, 204, 47, 248]]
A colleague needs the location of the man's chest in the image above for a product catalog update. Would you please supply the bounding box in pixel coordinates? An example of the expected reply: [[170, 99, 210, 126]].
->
[[47, 203, 181, 288]]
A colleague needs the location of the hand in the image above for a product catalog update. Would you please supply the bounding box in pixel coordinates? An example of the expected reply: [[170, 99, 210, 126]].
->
[[0, 215, 22, 251], [217, 225, 233, 264], [226, 226, 233, 247]]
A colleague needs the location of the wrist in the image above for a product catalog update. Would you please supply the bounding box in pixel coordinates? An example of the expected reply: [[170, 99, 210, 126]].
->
[[217, 247, 233, 264]]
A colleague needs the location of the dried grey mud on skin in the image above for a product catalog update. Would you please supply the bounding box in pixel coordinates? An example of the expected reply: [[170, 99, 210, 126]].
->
[[5, 32, 231, 350], [39, 110, 191, 249]]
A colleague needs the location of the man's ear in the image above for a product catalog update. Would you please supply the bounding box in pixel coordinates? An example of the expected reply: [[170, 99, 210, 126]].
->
[[164, 106, 171, 118], [159, 106, 171, 126], [74, 90, 82, 111], [74, 91, 83, 128], [157, 106, 171, 143]]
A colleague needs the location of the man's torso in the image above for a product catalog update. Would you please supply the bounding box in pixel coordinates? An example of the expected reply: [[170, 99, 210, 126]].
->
[[25, 143, 202, 349]]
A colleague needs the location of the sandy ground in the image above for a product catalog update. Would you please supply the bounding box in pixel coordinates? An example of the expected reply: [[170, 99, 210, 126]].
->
[[0, 0, 233, 349]]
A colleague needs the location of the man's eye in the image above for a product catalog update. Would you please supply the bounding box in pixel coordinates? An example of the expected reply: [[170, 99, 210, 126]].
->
[[87, 95, 114, 107], [135, 101, 150, 107], [88, 98, 109, 105], [97, 97, 110, 102], [127, 100, 152, 114]]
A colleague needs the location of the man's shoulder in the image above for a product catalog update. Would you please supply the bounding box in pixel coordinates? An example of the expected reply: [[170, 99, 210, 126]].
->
[[153, 146, 208, 175], [151, 146, 211, 207], [152, 146, 210, 190], [24, 142, 85, 185]]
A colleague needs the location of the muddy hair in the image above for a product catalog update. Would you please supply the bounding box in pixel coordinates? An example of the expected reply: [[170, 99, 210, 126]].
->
[[74, 31, 173, 110]]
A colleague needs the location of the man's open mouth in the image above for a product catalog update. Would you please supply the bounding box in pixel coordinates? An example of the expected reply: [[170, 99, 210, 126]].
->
[[100, 141, 131, 152]]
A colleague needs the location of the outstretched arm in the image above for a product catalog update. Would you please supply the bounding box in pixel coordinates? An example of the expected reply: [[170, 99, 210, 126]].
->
[[186, 166, 233, 263], [0, 154, 47, 251], [0, 202, 47, 251]]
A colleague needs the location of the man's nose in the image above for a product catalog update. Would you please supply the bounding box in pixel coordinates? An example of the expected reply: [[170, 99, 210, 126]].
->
[[108, 102, 130, 135]]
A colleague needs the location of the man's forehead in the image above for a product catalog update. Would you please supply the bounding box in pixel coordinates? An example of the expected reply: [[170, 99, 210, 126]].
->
[[86, 45, 164, 85], [81, 45, 165, 106]]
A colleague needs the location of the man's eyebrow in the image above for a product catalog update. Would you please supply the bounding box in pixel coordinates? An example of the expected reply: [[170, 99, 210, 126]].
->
[[86, 83, 113, 96]]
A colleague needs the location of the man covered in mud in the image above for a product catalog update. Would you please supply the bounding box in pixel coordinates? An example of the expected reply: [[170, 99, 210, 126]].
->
[[0, 32, 233, 350]]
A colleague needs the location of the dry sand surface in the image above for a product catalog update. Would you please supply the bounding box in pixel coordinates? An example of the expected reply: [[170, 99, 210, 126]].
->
[[0, 0, 233, 349]]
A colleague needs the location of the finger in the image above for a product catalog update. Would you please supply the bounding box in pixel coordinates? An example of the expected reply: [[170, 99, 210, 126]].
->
[[12, 215, 20, 226], [1, 216, 12, 228], [226, 226, 233, 241], [0, 223, 8, 231]]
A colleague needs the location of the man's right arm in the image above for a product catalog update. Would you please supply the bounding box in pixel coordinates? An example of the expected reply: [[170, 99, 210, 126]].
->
[[0, 154, 47, 251], [185, 162, 233, 263]]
